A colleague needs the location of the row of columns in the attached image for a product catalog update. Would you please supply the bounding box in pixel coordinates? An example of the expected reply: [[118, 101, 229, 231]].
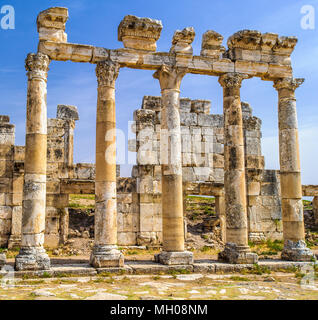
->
[[15, 53, 314, 271]]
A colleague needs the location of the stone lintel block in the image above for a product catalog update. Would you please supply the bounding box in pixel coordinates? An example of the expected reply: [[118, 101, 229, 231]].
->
[[38, 41, 94, 63], [57, 105, 79, 121], [155, 251, 194, 265], [15, 247, 50, 271], [213, 58, 235, 74], [263, 63, 293, 80], [90, 245, 124, 268], [118, 15, 163, 52], [218, 243, 258, 264], [37, 7, 69, 42], [281, 240, 315, 262]]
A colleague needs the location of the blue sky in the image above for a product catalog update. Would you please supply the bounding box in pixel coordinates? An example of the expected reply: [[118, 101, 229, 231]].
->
[[0, 0, 318, 184]]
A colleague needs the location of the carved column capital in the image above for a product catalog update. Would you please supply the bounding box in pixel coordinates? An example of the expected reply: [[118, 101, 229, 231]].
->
[[153, 65, 188, 91], [273, 78, 304, 92], [96, 60, 120, 88], [25, 53, 50, 81], [218, 72, 249, 89]]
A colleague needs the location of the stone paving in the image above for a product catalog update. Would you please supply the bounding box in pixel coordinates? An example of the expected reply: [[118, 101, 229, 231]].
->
[[0, 272, 317, 300]]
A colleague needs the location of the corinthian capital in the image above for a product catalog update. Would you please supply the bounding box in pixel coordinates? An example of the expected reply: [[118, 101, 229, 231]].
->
[[273, 78, 304, 91], [218, 72, 249, 89], [96, 60, 120, 88], [25, 53, 50, 80], [153, 65, 188, 91]]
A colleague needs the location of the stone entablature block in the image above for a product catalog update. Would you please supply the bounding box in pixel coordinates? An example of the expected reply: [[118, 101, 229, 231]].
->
[[37, 7, 68, 43], [201, 30, 225, 59], [227, 30, 297, 65], [118, 15, 163, 52]]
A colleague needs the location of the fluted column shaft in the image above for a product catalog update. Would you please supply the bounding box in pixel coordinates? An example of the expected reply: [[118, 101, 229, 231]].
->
[[15, 53, 51, 271]]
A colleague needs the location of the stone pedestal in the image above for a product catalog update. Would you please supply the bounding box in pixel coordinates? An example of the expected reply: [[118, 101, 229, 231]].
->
[[155, 251, 193, 265], [90, 60, 124, 268], [281, 240, 315, 262], [15, 247, 50, 271], [153, 65, 193, 265], [15, 53, 51, 271], [274, 78, 314, 262], [218, 243, 258, 264], [218, 73, 258, 264], [90, 245, 124, 268]]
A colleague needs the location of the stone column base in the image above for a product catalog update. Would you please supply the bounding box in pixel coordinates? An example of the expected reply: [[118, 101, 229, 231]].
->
[[90, 245, 124, 268], [218, 243, 258, 264], [155, 251, 194, 265], [281, 240, 315, 262], [15, 247, 50, 271]]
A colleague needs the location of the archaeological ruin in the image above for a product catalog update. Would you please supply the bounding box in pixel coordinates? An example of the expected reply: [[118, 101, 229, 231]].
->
[[1, 7, 318, 271]]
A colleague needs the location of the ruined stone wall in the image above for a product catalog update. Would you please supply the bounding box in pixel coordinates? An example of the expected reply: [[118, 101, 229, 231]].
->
[[0, 96, 284, 250], [130, 96, 283, 244]]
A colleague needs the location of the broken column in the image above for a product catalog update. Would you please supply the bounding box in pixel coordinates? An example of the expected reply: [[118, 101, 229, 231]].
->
[[218, 73, 258, 264], [90, 60, 124, 268], [274, 78, 314, 261], [153, 65, 193, 265], [15, 53, 51, 271], [57, 104, 79, 166]]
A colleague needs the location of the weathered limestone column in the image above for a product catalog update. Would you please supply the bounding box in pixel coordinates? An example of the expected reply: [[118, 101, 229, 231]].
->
[[90, 60, 124, 268], [218, 73, 258, 264], [15, 53, 51, 271], [153, 65, 193, 265], [274, 78, 314, 261]]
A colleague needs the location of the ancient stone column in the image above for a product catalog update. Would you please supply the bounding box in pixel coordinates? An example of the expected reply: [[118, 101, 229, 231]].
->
[[90, 60, 124, 268], [274, 78, 314, 261], [218, 73, 258, 264], [153, 65, 193, 265], [15, 53, 51, 271]]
